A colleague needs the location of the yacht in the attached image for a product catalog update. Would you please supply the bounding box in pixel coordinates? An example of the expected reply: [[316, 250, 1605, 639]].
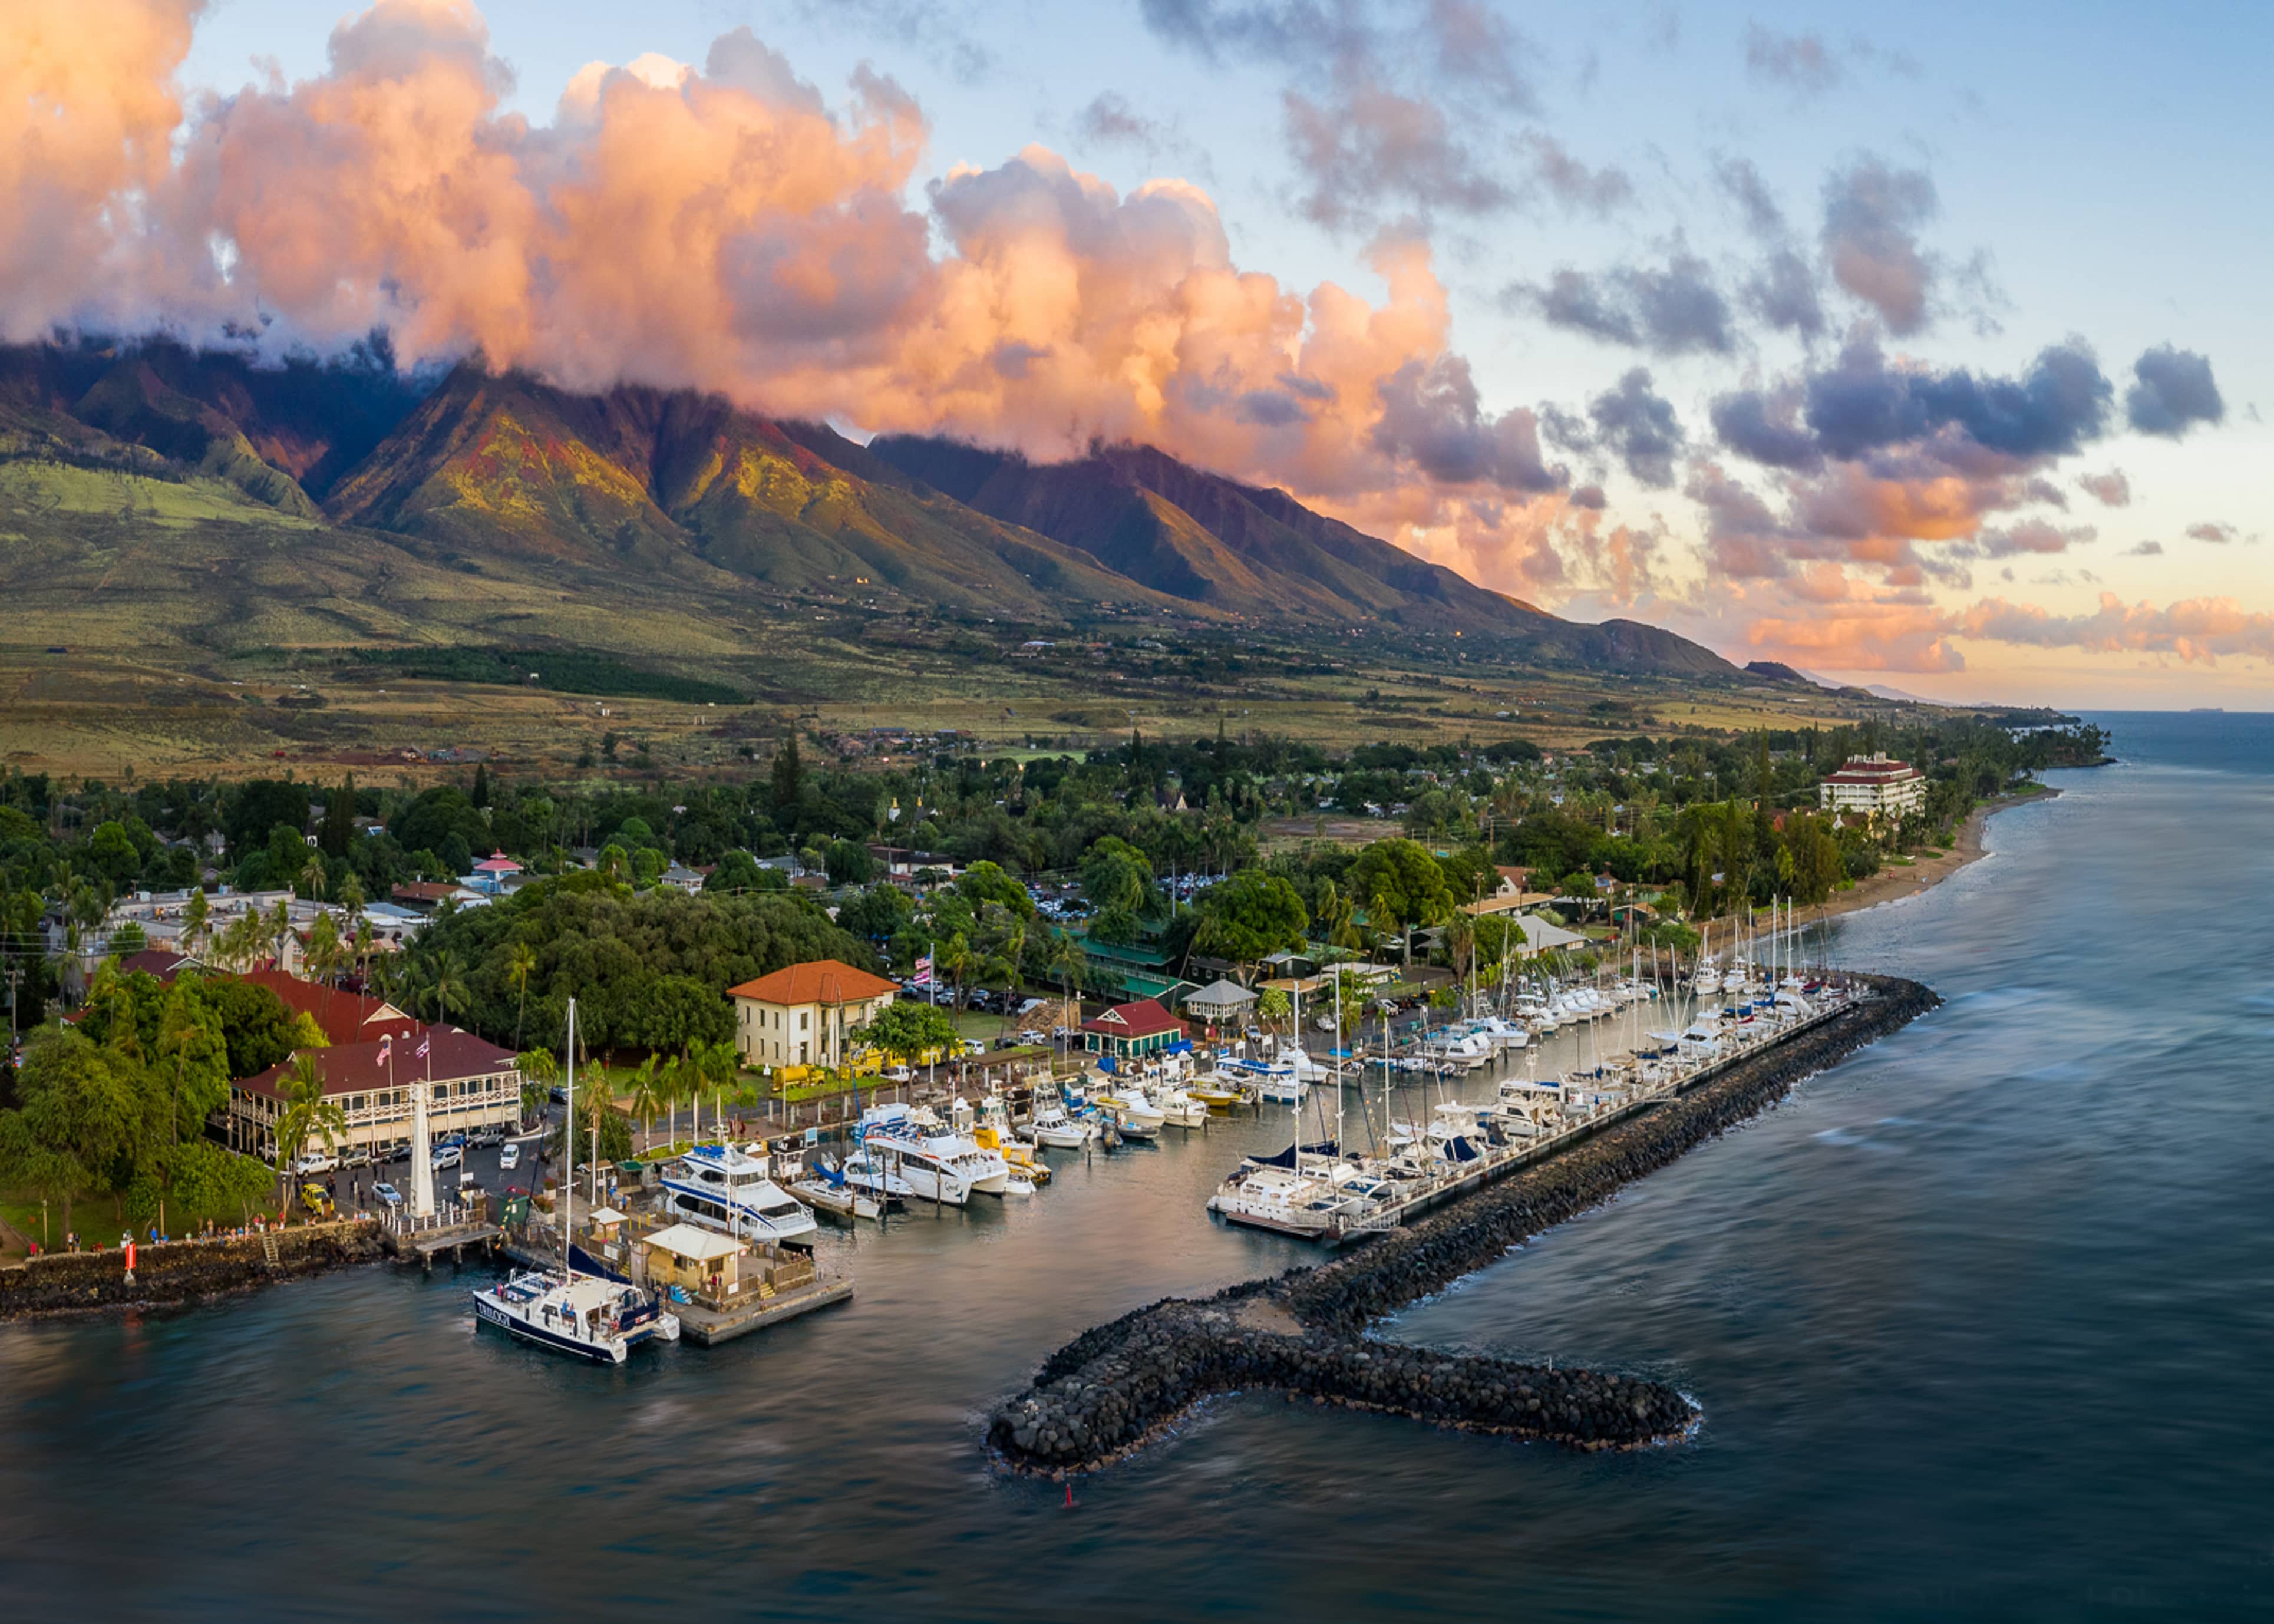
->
[[859, 1103, 1012, 1200], [659, 1143, 818, 1247]]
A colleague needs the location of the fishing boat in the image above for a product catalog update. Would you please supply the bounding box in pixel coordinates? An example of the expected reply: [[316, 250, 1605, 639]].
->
[[1026, 1098, 1097, 1148], [658, 1142, 819, 1247], [471, 999, 679, 1364], [1100, 1085, 1166, 1138], [972, 1123, 1052, 1185], [1148, 1082, 1209, 1128]]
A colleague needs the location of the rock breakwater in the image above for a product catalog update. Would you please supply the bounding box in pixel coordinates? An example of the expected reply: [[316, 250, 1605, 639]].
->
[[990, 976, 1938, 1473], [0, 1222, 385, 1321]]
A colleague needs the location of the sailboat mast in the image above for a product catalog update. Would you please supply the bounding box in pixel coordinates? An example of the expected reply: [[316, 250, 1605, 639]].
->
[[561, 998, 575, 1264]]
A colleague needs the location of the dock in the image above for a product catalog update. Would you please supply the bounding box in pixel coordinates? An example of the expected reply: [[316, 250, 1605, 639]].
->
[[668, 1269, 854, 1345], [377, 1206, 504, 1266]]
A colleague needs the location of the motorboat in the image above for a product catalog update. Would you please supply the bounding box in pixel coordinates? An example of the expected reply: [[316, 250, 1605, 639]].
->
[[859, 1103, 1012, 1200], [1026, 1099, 1097, 1149], [972, 1124, 1052, 1185], [789, 1163, 883, 1223], [1100, 1086, 1166, 1138], [1148, 1084, 1209, 1128], [659, 1142, 818, 1247], [1207, 1163, 1345, 1238]]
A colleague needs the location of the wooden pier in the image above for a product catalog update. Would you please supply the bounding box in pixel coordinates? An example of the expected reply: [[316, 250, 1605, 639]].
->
[[668, 1269, 854, 1345]]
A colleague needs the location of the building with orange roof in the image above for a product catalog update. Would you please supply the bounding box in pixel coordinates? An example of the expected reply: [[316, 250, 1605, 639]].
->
[[727, 959, 899, 1071]]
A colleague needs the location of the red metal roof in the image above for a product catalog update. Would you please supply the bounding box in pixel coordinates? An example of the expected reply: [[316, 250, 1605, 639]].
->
[[240, 969, 420, 1045], [1823, 758, 1922, 784], [1080, 998, 1186, 1039], [119, 948, 198, 982], [725, 959, 899, 1005], [236, 1025, 517, 1100]]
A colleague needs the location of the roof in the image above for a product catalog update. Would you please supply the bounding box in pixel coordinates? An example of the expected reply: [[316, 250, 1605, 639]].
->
[[1506, 913, 1585, 952], [392, 882, 480, 903], [1183, 978, 1258, 1011], [236, 1025, 517, 1100], [473, 851, 522, 874], [1824, 754, 1923, 784], [240, 969, 418, 1045], [119, 948, 197, 982], [1081, 998, 1186, 1039], [641, 1223, 744, 1262], [727, 959, 899, 1005], [587, 1206, 628, 1224]]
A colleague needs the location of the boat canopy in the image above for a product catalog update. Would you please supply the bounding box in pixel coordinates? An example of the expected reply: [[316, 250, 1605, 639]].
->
[[1251, 1139, 1338, 1169]]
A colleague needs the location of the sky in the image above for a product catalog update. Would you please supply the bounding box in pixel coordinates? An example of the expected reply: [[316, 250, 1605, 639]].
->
[[9, 0, 2270, 708]]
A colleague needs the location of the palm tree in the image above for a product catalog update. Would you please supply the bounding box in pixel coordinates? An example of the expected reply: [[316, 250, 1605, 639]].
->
[[658, 1055, 685, 1148], [935, 930, 973, 1016], [352, 919, 374, 992], [266, 899, 292, 971], [336, 871, 365, 923], [272, 1051, 347, 1218], [516, 1047, 558, 1130], [425, 950, 470, 1030], [506, 940, 538, 1049], [299, 849, 328, 903], [627, 1055, 664, 1152], [181, 887, 210, 962]]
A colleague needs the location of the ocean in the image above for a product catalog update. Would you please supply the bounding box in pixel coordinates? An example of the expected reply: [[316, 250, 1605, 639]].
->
[[4, 710, 2269, 1620]]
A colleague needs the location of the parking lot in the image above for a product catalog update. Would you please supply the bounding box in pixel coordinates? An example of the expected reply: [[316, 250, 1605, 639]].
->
[[302, 1118, 556, 1214]]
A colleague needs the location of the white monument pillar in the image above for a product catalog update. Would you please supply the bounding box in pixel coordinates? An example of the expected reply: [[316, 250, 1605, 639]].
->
[[410, 1077, 435, 1218]]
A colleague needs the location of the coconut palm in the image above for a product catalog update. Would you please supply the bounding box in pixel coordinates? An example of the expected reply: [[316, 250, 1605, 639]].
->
[[424, 950, 470, 1029], [181, 887, 210, 961], [506, 940, 538, 1049], [272, 1052, 346, 1217], [627, 1055, 664, 1151], [299, 849, 328, 903], [516, 1047, 558, 1128]]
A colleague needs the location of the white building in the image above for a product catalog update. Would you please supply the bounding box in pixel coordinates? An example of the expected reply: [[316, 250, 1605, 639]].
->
[[1818, 753, 1929, 821]]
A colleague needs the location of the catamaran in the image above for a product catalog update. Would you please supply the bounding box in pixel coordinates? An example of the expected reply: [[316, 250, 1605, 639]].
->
[[471, 999, 680, 1365]]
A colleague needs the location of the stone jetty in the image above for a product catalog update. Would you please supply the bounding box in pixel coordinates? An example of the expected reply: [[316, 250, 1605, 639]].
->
[[989, 975, 1939, 1474]]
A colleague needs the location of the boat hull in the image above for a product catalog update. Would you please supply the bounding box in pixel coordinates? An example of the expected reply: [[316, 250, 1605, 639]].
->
[[473, 1292, 628, 1365]]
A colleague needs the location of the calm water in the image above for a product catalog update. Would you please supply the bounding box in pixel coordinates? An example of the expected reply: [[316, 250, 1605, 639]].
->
[[5, 712, 2270, 1620]]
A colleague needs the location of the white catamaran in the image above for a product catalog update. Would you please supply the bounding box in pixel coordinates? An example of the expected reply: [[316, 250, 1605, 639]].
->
[[471, 999, 681, 1365]]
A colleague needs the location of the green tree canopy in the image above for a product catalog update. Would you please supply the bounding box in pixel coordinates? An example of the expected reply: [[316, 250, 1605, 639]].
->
[[1190, 869, 1310, 967]]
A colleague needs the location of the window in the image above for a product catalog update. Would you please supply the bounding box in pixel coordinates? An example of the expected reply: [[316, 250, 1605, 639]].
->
[[800, 1011, 810, 1032]]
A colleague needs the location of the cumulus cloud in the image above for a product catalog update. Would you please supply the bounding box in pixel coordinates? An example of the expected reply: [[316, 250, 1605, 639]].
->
[[1585, 368, 1683, 487], [1744, 246, 1827, 340], [1284, 63, 1509, 227], [2125, 540, 2162, 556], [1821, 158, 1938, 334], [1712, 333, 2111, 471], [2125, 345, 2224, 437], [1508, 253, 1734, 355], [1371, 352, 1565, 493], [2186, 521, 2237, 544], [2077, 468, 2131, 507]]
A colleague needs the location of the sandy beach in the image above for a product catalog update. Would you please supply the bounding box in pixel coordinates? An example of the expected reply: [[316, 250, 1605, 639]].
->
[[1808, 785, 2062, 921]]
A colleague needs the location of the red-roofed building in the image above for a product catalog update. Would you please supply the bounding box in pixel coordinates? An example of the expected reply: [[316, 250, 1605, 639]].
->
[[1081, 998, 1188, 1061], [1818, 752, 1929, 821], [240, 969, 420, 1047], [119, 947, 201, 982], [728, 959, 900, 1071], [226, 1025, 522, 1161]]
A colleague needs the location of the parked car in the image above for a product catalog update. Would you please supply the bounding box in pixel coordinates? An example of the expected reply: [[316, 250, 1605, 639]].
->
[[430, 1143, 463, 1171], [499, 1143, 520, 1171], [336, 1146, 372, 1170], [300, 1182, 334, 1217], [1018, 1029, 1048, 1045], [549, 1085, 568, 1104], [469, 1125, 505, 1148], [290, 1150, 338, 1177], [372, 1182, 403, 1208], [880, 1065, 912, 1084]]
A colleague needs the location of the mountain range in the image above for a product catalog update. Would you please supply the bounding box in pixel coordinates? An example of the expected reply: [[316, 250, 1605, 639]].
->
[[0, 337, 1741, 678]]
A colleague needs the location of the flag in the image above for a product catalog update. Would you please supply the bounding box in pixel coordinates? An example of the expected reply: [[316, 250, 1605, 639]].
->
[[415, 1035, 430, 1059], [377, 1034, 392, 1065], [913, 955, 933, 987]]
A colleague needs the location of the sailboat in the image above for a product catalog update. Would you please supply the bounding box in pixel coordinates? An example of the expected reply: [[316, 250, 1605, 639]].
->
[[471, 999, 681, 1364]]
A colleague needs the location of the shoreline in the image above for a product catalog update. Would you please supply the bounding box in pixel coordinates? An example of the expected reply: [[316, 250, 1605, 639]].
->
[[1806, 785, 2061, 923]]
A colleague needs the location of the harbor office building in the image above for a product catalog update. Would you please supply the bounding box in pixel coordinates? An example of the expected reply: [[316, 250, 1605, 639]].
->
[[1081, 998, 1189, 1063], [227, 1026, 524, 1163], [1818, 752, 1930, 821], [728, 959, 899, 1071]]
